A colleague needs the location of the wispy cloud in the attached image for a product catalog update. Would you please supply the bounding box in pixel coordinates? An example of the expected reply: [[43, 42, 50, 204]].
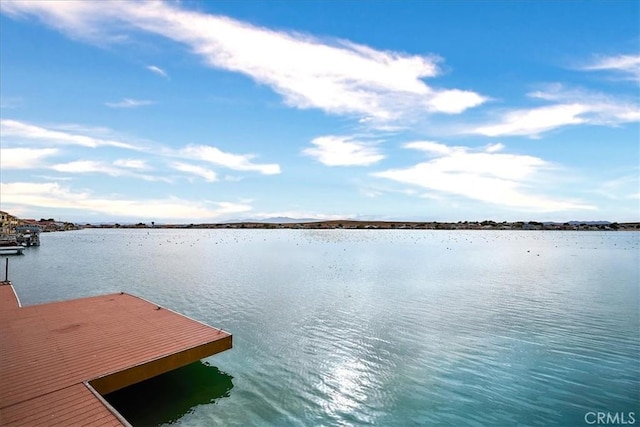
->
[[0, 147, 59, 169], [0, 1, 486, 124], [113, 158, 148, 169], [592, 171, 640, 201], [146, 64, 168, 78], [471, 85, 639, 137], [2, 118, 281, 181], [581, 54, 640, 82], [170, 161, 218, 182], [105, 98, 155, 108], [529, 85, 640, 122], [51, 160, 122, 176], [0, 181, 252, 220], [179, 145, 280, 175], [0, 119, 141, 149], [50, 159, 165, 182], [374, 141, 595, 212], [472, 104, 588, 137], [303, 135, 384, 166]]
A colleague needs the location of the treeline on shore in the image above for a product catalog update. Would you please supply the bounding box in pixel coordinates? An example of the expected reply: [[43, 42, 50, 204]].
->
[[83, 220, 639, 231]]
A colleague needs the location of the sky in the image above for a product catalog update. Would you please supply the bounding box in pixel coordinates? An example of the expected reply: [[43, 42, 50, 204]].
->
[[0, 0, 638, 224]]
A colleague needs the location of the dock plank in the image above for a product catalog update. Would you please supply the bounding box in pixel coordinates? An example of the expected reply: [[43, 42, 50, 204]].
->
[[0, 284, 232, 426]]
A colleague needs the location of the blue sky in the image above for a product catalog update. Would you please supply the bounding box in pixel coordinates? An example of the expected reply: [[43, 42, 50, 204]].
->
[[0, 1, 638, 223]]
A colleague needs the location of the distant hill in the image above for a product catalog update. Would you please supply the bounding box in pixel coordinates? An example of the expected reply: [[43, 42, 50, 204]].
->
[[229, 217, 323, 224], [565, 221, 612, 225]]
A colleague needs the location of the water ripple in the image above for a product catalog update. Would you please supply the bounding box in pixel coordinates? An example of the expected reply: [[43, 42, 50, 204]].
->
[[6, 229, 639, 426]]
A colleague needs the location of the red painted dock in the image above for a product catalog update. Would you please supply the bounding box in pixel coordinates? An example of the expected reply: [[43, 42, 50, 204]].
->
[[0, 282, 232, 426]]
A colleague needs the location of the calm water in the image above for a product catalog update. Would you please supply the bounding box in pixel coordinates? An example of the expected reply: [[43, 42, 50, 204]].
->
[[5, 229, 639, 426]]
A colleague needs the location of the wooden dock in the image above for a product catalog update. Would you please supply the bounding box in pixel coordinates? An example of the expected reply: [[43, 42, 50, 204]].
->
[[0, 282, 232, 426]]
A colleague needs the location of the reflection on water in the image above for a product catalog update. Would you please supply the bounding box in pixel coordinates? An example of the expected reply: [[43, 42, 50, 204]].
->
[[5, 229, 640, 425], [104, 362, 233, 426]]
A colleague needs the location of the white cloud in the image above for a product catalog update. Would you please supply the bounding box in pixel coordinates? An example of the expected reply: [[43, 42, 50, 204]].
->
[[50, 160, 167, 182], [402, 140, 463, 156], [374, 142, 595, 212], [51, 160, 121, 175], [0, 119, 141, 149], [146, 64, 168, 78], [303, 136, 385, 166], [0, 147, 59, 169], [170, 161, 218, 182], [113, 158, 148, 169], [485, 142, 505, 153], [179, 144, 280, 175], [0, 1, 486, 123], [2, 118, 280, 181], [529, 86, 640, 123], [427, 89, 486, 114], [473, 104, 589, 137], [105, 98, 155, 108], [0, 181, 252, 220], [471, 86, 639, 137], [582, 54, 640, 81]]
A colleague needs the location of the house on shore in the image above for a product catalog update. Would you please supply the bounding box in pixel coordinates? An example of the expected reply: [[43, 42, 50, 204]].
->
[[0, 211, 19, 234]]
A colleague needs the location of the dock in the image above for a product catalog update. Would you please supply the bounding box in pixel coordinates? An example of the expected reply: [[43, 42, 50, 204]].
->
[[0, 246, 25, 256], [0, 282, 232, 426]]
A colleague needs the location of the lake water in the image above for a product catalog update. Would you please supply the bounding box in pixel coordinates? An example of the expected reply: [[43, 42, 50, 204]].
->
[[4, 229, 639, 426]]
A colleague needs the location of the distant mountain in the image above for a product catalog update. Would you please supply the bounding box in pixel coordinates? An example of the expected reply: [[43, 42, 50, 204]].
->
[[564, 221, 612, 225], [227, 217, 323, 224]]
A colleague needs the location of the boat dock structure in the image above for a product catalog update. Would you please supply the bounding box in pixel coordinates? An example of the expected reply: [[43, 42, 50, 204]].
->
[[0, 281, 232, 426]]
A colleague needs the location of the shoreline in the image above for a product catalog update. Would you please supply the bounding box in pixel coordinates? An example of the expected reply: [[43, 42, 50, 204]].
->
[[81, 220, 640, 231]]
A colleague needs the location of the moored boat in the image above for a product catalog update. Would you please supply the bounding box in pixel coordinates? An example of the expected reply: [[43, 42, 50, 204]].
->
[[15, 225, 42, 247]]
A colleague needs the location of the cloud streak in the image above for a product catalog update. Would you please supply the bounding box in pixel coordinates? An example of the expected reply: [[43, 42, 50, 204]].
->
[[170, 161, 218, 182], [51, 160, 125, 176], [105, 98, 155, 108], [0, 119, 141, 149], [374, 141, 595, 212], [113, 159, 148, 169], [472, 104, 589, 137], [50, 159, 168, 182], [471, 86, 639, 137], [179, 145, 280, 175], [0, 181, 252, 220], [0, 147, 59, 169], [146, 64, 168, 78], [582, 54, 640, 82], [0, 0, 486, 123], [2, 118, 281, 179]]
